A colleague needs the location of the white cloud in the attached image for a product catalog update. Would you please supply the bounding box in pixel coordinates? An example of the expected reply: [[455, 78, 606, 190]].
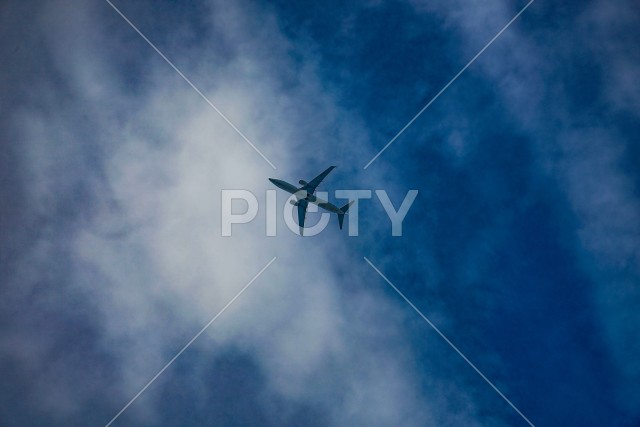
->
[[2, 0, 489, 425]]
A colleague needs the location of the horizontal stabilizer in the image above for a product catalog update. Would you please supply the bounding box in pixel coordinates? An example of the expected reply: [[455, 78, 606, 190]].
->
[[337, 200, 355, 230]]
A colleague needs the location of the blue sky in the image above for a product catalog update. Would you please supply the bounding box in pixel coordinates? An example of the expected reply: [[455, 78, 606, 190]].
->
[[1, 0, 639, 426]]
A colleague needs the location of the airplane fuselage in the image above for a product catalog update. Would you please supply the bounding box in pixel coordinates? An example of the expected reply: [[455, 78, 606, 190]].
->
[[268, 178, 343, 213]]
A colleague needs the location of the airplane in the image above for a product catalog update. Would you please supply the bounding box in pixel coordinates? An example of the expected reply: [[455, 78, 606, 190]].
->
[[269, 166, 354, 236]]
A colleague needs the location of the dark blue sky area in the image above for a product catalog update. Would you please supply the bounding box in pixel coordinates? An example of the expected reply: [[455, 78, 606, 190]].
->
[[263, 0, 639, 425]]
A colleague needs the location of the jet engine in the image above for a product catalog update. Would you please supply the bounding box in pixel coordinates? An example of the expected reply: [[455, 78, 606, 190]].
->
[[299, 180, 308, 186]]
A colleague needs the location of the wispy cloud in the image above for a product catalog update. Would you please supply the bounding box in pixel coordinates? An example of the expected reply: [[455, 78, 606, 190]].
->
[[409, 0, 640, 419], [0, 1, 485, 425]]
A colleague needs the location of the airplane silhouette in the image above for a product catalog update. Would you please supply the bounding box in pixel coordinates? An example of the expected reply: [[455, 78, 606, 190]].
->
[[269, 166, 354, 235]]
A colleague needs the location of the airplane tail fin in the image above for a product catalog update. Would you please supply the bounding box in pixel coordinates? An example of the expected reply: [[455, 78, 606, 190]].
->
[[337, 200, 355, 230]]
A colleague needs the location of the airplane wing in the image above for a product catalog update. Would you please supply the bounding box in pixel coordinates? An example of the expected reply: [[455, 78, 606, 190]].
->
[[297, 199, 308, 236], [305, 166, 336, 195]]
